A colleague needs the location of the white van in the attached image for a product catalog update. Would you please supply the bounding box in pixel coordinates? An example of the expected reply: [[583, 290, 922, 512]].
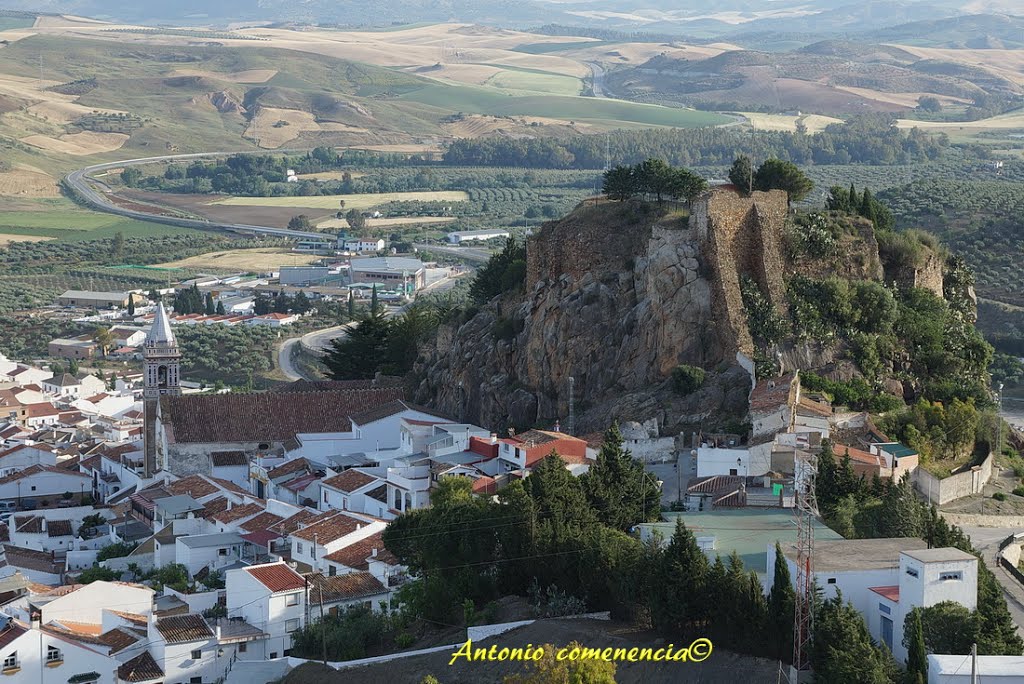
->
[[0, 501, 16, 513]]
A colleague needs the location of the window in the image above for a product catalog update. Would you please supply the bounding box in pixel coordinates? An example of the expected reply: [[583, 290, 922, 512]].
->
[[906, 567, 919, 578], [238, 643, 247, 654], [269, 652, 277, 659], [46, 646, 61, 663], [296, 542, 303, 555], [191, 649, 202, 660], [826, 578, 836, 585], [2, 652, 16, 671], [218, 548, 228, 556], [191, 678, 202, 684], [30, 486, 35, 492], [286, 619, 300, 632], [329, 565, 336, 577], [286, 593, 299, 607], [940, 571, 963, 581], [323, 491, 328, 503], [879, 603, 891, 615]]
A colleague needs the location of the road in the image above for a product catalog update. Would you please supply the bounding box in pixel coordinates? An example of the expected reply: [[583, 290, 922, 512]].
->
[[64, 152, 328, 241], [958, 524, 1024, 637], [414, 243, 492, 264], [586, 62, 607, 98]]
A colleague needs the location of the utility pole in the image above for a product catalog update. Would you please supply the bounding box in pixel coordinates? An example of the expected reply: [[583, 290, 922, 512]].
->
[[971, 642, 978, 684]]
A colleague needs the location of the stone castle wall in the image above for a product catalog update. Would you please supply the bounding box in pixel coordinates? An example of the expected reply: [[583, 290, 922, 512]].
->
[[691, 188, 790, 358]]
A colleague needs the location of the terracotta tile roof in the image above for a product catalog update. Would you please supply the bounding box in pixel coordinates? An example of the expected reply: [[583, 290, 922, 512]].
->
[[47, 520, 73, 537], [270, 509, 319, 535], [0, 464, 88, 484], [211, 502, 264, 524], [687, 475, 745, 495], [99, 627, 144, 654], [797, 396, 833, 417], [290, 511, 363, 544], [161, 387, 406, 443], [209, 476, 250, 497], [349, 400, 452, 427], [322, 531, 397, 570], [211, 451, 248, 467], [240, 530, 280, 547], [281, 472, 321, 493], [870, 585, 900, 602], [156, 614, 214, 644], [469, 437, 498, 459], [118, 651, 163, 682], [14, 515, 43, 534], [0, 523, 7, 543], [321, 469, 378, 493], [472, 476, 497, 495], [167, 474, 220, 499], [267, 457, 311, 480], [367, 484, 387, 503], [55, 620, 103, 636], [272, 378, 406, 393], [109, 611, 148, 627], [4, 544, 62, 575], [749, 373, 796, 413], [200, 497, 230, 520], [0, 620, 28, 651], [307, 571, 387, 604], [239, 511, 284, 533], [245, 563, 305, 593], [836, 445, 883, 467]]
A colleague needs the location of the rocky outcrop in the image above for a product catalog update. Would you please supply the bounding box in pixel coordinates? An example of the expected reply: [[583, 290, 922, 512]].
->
[[413, 200, 753, 435], [208, 91, 246, 114]]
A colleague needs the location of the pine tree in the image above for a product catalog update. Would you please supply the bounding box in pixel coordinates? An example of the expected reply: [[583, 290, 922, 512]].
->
[[729, 155, 754, 194], [582, 423, 660, 531], [204, 292, 215, 315], [216, 301, 226, 315], [905, 609, 928, 684], [650, 519, 709, 637], [768, 541, 796, 661]]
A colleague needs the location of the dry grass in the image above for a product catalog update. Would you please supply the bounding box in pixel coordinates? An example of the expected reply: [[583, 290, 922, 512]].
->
[[21, 131, 129, 155], [295, 171, 365, 181], [159, 247, 322, 270], [25, 100, 126, 124], [896, 108, 1024, 130], [349, 143, 442, 154], [317, 216, 456, 229], [563, 41, 729, 65], [0, 168, 60, 197], [889, 44, 1024, 87], [0, 233, 54, 246], [833, 86, 970, 108], [211, 190, 469, 210], [741, 112, 843, 132], [169, 68, 278, 83], [244, 107, 368, 148], [408, 63, 505, 86]]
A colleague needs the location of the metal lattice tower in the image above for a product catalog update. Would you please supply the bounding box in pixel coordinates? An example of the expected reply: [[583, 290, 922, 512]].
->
[[792, 449, 820, 677], [567, 377, 575, 436]]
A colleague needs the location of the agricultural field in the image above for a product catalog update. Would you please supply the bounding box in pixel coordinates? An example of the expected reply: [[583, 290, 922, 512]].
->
[[211, 191, 471, 210], [0, 200, 201, 242], [159, 247, 322, 271], [740, 112, 843, 133]]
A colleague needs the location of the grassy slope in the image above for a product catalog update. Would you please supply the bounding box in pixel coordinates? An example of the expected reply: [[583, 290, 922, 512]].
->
[[0, 199, 201, 241]]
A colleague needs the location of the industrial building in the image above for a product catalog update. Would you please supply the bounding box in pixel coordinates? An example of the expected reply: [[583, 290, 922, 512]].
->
[[348, 257, 425, 292], [447, 229, 510, 244]]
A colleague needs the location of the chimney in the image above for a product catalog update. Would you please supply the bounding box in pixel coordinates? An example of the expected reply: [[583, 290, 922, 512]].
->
[[227, 500, 232, 510], [215, 624, 221, 640], [30, 612, 40, 630], [490, 433, 497, 445]]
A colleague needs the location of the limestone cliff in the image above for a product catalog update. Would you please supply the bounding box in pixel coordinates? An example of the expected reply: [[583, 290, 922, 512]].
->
[[413, 198, 754, 435]]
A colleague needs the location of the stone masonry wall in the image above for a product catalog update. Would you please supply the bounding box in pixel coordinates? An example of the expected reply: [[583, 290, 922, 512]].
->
[[691, 187, 790, 359]]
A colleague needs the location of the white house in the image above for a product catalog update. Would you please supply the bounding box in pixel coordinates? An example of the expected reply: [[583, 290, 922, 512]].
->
[[342, 237, 385, 254], [175, 532, 246, 578], [0, 444, 57, 477], [446, 229, 510, 244], [0, 465, 91, 505], [289, 510, 385, 573], [0, 616, 119, 684], [41, 581, 153, 626], [226, 562, 307, 660], [42, 374, 105, 400], [769, 540, 978, 665], [306, 571, 390, 617], [318, 469, 382, 513], [148, 613, 225, 684]]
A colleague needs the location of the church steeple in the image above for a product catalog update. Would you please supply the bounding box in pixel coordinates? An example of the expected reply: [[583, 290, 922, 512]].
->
[[144, 302, 181, 400], [143, 302, 180, 478]]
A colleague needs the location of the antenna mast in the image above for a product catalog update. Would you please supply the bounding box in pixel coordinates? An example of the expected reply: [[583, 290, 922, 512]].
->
[[567, 376, 575, 436], [792, 449, 819, 679]]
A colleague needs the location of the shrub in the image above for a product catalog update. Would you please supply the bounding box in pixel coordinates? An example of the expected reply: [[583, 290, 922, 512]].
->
[[672, 364, 706, 395], [992, 492, 1007, 502], [1012, 486, 1024, 498], [395, 632, 416, 649], [97, 542, 139, 562]]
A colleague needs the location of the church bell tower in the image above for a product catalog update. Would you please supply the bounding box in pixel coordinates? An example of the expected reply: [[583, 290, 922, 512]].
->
[[143, 302, 180, 477]]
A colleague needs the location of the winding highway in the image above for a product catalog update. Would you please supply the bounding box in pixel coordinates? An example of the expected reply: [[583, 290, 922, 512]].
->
[[64, 152, 329, 241]]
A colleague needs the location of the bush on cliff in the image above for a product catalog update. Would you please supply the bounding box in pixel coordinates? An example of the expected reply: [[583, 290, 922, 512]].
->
[[672, 364, 706, 395]]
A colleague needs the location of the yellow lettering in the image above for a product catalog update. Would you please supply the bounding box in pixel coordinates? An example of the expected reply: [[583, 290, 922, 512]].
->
[[556, 648, 569, 661], [628, 648, 641, 662], [449, 640, 473, 666], [510, 648, 524, 661], [475, 647, 491, 661], [610, 648, 625, 661], [568, 647, 582, 661], [688, 638, 713, 662], [672, 647, 689, 661], [652, 648, 665, 661]]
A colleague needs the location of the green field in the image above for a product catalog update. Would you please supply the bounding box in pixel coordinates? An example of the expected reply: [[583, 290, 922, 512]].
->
[[484, 68, 583, 96], [0, 16, 34, 31], [212, 190, 470, 210], [401, 83, 731, 128], [0, 202, 201, 242]]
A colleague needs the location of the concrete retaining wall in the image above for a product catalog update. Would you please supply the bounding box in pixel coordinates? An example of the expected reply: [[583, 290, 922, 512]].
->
[[913, 453, 993, 505]]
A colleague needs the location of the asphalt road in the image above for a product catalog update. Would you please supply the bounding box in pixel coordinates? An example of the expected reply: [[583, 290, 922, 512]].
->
[[958, 524, 1024, 637], [65, 152, 328, 241], [586, 61, 607, 98]]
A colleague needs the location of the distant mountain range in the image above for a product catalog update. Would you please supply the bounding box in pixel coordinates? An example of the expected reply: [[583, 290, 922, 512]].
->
[[2, 0, 1021, 41]]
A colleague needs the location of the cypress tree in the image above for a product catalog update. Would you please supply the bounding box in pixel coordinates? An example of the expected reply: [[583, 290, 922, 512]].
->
[[848, 183, 858, 211], [371, 283, 379, 314], [768, 541, 796, 661], [905, 609, 928, 684], [347, 290, 355, 318]]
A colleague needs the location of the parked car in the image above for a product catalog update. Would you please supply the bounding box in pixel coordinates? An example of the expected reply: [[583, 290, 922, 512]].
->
[[0, 501, 16, 513], [19, 499, 37, 511], [57, 499, 76, 508]]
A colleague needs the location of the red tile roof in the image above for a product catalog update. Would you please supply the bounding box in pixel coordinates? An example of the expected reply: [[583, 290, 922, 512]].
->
[[281, 472, 321, 493], [322, 531, 397, 570], [245, 563, 305, 593], [155, 614, 214, 644], [290, 511, 364, 544], [349, 400, 452, 427], [270, 509, 319, 535], [118, 650, 163, 682], [836, 445, 883, 467], [870, 585, 900, 602], [321, 469, 378, 493], [4, 544, 62, 575], [99, 627, 144, 654], [161, 388, 406, 443], [166, 474, 221, 499], [240, 530, 280, 547], [469, 437, 498, 459], [200, 497, 230, 520], [267, 457, 312, 480], [47, 520, 73, 537], [211, 502, 264, 524], [239, 511, 284, 533], [211, 451, 248, 467], [472, 476, 497, 495], [307, 571, 387, 604], [0, 620, 27, 651], [749, 374, 796, 413]]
